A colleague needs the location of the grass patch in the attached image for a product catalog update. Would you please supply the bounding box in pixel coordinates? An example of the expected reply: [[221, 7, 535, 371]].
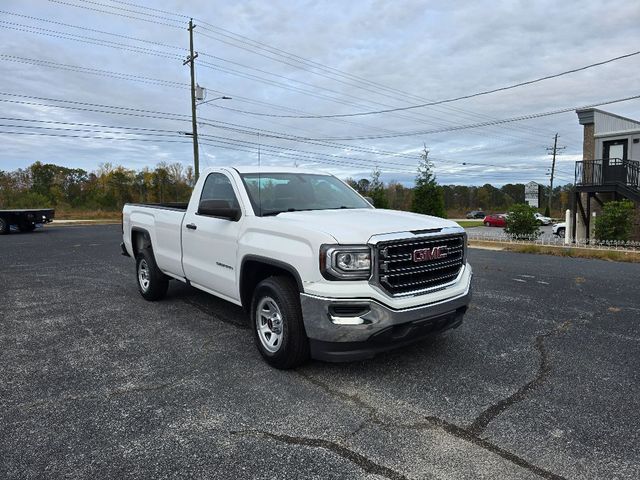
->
[[469, 240, 640, 263], [55, 209, 121, 220], [456, 220, 483, 228]]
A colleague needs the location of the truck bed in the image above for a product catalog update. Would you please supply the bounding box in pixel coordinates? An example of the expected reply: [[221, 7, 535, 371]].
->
[[125, 202, 188, 211]]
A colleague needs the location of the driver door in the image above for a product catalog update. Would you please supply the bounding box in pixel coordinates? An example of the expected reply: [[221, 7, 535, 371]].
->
[[181, 172, 242, 301]]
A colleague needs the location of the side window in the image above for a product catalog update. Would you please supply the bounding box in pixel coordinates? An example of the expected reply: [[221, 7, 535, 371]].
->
[[200, 173, 239, 209]]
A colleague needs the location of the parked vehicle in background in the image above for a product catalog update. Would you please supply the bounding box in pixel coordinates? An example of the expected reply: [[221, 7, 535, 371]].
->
[[552, 222, 566, 237], [534, 212, 553, 225], [0, 209, 55, 234], [482, 214, 507, 227], [122, 167, 473, 369], [466, 210, 485, 219]]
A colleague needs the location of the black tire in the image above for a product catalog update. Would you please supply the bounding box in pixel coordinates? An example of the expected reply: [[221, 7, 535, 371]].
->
[[135, 248, 169, 301], [0, 216, 9, 235], [251, 276, 309, 369], [484, 221, 491, 227], [556, 227, 565, 237]]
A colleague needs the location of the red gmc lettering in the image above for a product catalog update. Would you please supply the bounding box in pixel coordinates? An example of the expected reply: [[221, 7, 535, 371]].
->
[[413, 246, 447, 262]]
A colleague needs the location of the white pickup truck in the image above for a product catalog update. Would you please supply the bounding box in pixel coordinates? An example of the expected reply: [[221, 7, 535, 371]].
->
[[121, 167, 472, 369]]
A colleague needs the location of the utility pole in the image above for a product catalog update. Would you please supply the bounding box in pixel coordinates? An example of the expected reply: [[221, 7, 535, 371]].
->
[[184, 19, 200, 180], [546, 133, 565, 214]]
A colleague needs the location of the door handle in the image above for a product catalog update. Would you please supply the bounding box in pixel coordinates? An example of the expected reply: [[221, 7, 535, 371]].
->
[[186, 223, 197, 230]]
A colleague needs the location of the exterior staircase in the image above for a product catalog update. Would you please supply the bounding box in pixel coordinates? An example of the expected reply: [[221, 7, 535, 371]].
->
[[575, 158, 640, 203]]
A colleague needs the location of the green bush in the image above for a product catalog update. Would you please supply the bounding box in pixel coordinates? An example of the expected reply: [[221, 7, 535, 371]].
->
[[504, 203, 541, 239], [594, 200, 635, 241]]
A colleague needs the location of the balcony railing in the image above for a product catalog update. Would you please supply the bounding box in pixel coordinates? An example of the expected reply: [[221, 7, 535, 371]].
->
[[575, 158, 640, 191]]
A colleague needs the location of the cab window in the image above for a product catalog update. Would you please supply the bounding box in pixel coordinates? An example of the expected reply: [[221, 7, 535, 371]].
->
[[200, 173, 240, 209]]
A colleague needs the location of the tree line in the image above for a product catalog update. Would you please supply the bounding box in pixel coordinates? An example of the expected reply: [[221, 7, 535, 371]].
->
[[1, 156, 573, 217], [0, 161, 195, 212]]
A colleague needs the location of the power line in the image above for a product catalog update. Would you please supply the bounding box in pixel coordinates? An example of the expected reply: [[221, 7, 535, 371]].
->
[[0, 91, 589, 174], [47, 0, 183, 29], [2, 114, 555, 175], [43, 1, 567, 146], [212, 50, 640, 119], [0, 55, 188, 89], [0, 92, 410, 160], [0, 21, 182, 60], [309, 94, 640, 141], [0, 10, 187, 52]]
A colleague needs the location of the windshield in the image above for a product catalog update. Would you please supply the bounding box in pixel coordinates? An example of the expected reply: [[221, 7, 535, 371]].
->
[[240, 172, 372, 216]]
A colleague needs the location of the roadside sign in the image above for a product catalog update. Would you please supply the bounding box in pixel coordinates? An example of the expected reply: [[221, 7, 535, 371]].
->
[[525, 181, 540, 208]]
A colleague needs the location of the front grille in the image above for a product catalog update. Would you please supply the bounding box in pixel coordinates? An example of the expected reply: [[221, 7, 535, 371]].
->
[[375, 234, 465, 296]]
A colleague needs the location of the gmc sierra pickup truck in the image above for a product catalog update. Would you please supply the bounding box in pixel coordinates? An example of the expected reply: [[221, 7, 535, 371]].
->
[[122, 167, 472, 369]]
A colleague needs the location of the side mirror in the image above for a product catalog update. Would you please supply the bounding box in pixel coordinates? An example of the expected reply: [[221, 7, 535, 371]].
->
[[198, 199, 241, 221], [364, 196, 374, 206]]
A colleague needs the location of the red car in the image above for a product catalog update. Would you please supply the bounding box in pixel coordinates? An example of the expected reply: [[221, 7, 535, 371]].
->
[[483, 214, 507, 227]]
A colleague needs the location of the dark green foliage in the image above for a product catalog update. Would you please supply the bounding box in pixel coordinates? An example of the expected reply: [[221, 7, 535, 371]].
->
[[441, 183, 573, 216], [594, 200, 635, 241], [369, 167, 388, 208], [504, 203, 541, 239], [544, 205, 551, 217], [411, 146, 445, 218]]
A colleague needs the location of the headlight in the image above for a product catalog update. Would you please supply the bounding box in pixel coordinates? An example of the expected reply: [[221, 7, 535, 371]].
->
[[320, 245, 371, 280]]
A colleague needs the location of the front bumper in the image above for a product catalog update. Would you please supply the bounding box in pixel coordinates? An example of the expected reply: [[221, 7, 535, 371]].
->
[[300, 272, 472, 362]]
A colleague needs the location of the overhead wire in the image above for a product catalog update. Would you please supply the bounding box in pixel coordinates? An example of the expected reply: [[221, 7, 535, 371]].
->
[[7, 2, 594, 178], [41, 1, 571, 146], [308, 94, 640, 141], [91, 1, 583, 142]]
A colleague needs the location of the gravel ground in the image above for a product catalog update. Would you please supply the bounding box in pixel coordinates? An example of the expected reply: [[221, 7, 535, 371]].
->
[[1, 224, 638, 479]]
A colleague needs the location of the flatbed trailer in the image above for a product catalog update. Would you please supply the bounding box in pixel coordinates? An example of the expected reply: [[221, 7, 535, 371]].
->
[[0, 209, 55, 234]]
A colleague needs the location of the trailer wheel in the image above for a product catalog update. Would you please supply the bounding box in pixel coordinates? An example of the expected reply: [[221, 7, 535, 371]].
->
[[0, 216, 9, 235], [251, 276, 309, 369], [135, 248, 169, 301]]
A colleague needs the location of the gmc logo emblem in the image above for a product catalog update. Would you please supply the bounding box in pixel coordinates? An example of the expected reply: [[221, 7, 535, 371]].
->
[[413, 246, 447, 262]]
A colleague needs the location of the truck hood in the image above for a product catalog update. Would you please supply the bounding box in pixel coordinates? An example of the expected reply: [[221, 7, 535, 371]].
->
[[272, 208, 461, 244]]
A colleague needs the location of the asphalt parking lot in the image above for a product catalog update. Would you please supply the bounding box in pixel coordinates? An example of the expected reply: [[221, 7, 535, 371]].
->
[[1, 225, 639, 479]]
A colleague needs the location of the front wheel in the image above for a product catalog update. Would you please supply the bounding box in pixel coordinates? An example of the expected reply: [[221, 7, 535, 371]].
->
[[251, 276, 309, 369], [484, 221, 491, 227], [136, 248, 169, 301], [556, 227, 565, 237], [0, 217, 9, 234]]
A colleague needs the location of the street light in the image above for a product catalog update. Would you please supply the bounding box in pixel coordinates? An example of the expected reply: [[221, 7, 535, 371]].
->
[[198, 95, 232, 106]]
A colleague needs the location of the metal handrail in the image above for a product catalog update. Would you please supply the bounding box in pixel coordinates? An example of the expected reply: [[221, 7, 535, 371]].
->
[[575, 158, 640, 190]]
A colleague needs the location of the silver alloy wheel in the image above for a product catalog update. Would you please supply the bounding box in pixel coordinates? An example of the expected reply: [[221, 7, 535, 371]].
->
[[138, 259, 150, 292], [256, 296, 284, 353]]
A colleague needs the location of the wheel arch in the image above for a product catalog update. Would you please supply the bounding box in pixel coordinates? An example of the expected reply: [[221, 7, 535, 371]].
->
[[131, 227, 153, 256], [240, 255, 304, 311]]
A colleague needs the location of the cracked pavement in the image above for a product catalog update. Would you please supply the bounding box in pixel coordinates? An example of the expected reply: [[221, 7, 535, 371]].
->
[[1, 225, 639, 479]]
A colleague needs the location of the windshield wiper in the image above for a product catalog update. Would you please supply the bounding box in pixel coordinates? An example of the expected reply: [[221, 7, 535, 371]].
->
[[262, 206, 353, 216], [262, 208, 297, 217]]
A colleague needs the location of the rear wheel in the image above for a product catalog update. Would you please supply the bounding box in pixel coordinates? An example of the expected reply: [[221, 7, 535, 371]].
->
[[136, 248, 169, 301], [251, 276, 309, 369], [0, 216, 9, 234]]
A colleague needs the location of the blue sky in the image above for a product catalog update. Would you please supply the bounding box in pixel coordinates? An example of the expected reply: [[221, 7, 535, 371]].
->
[[1, 0, 639, 186]]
